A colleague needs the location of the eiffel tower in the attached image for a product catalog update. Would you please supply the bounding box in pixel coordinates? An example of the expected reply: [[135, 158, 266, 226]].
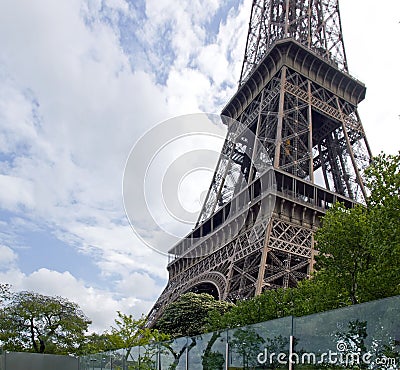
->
[[148, 0, 371, 325]]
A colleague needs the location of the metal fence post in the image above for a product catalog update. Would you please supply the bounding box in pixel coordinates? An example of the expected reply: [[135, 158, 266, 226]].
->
[[225, 341, 229, 370]]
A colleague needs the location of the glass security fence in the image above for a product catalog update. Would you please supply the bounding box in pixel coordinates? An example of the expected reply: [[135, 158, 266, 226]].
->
[[159, 336, 188, 369], [80, 349, 126, 370], [79, 295, 400, 369], [188, 330, 227, 369], [293, 295, 400, 369], [228, 316, 292, 369]]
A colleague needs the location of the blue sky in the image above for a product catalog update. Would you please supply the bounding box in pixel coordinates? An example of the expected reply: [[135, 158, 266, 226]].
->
[[0, 0, 399, 332]]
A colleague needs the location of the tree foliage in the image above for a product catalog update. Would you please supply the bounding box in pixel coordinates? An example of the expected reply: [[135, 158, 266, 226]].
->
[[157, 292, 233, 338], [229, 328, 265, 369], [206, 278, 346, 332], [363, 151, 400, 299], [0, 289, 166, 357], [77, 332, 113, 355], [107, 311, 168, 360], [0, 291, 91, 354], [315, 203, 370, 304], [155, 293, 232, 370], [316, 151, 400, 303], [0, 284, 10, 303]]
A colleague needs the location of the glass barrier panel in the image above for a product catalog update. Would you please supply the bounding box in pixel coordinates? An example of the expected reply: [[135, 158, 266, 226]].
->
[[227, 316, 292, 369], [100, 351, 114, 369], [159, 336, 188, 369], [125, 346, 141, 369], [107, 350, 118, 370], [111, 348, 126, 370], [139, 343, 159, 369], [77, 296, 400, 370], [79, 355, 90, 370], [293, 295, 400, 369], [187, 330, 228, 369], [82, 352, 108, 370], [98, 352, 111, 369]]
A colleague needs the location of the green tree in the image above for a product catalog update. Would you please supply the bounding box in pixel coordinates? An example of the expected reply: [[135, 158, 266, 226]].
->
[[289, 276, 348, 316], [336, 320, 369, 369], [156, 292, 232, 338], [0, 291, 91, 354], [207, 290, 286, 330], [363, 151, 400, 300], [315, 151, 400, 304], [202, 349, 225, 370], [207, 278, 348, 332], [315, 203, 370, 305], [0, 284, 10, 303], [230, 328, 265, 369], [365, 152, 400, 210], [107, 311, 168, 362], [77, 332, 113, 355], [156, 293, 232, 369]]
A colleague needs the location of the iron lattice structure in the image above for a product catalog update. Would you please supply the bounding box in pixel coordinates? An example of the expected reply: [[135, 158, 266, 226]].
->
[[240, 0, 349, 84], [148, 0, 371, 325]]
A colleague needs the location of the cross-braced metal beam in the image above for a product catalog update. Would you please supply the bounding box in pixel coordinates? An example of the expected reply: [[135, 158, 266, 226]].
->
[[240, 0, 348, 85]]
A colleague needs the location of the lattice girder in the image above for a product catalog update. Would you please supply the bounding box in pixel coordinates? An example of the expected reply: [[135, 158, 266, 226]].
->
[[240, 0, 348, 84], [199, 60, 370, 225]]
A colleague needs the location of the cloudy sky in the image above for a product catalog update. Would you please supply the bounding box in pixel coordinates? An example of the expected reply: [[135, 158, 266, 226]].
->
[[0, 0, 399, 333]]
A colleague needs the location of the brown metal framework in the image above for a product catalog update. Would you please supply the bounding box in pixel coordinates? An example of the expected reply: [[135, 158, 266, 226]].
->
[[239, 0, 348, 84], [197, 39, 371, 225], [148, 170, 355, 325], [148, 0, 371, 325]]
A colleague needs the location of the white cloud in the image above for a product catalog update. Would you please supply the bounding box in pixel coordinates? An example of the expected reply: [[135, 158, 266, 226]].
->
[[0, 245, 18, 270], [196, 2, 250, 88], [0, 80, 39, 155], [105, 0, 130, 14], [165, 68, 211, 113], [0, 175, 35, 212], [0, 266, 163, 333], [116, 271, 163, 300], [340, 0, 400, 155]]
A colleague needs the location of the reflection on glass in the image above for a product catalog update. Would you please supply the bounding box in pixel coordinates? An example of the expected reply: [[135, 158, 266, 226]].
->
[[294, 296, 400, 369], [188, 331, 227, 369]]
